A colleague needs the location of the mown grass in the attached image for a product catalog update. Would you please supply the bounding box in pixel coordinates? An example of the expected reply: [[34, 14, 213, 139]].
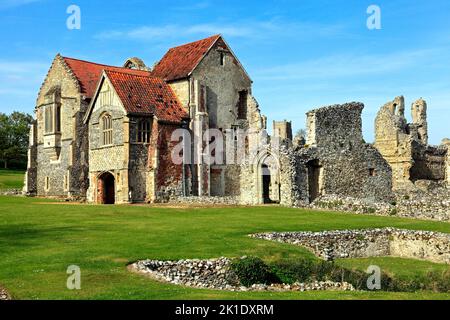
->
[[0, 195, 449, 300], [0, 169, 25, 190]]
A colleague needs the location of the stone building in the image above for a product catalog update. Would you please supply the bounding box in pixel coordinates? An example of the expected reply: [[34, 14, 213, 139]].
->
[[24, 35, 266, 204], [25, 35, 446, 211], [374, 96, 449, 190]]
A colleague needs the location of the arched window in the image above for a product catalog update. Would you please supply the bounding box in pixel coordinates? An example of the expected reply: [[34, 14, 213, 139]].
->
[[101, 114, 113, 146], [44, 87, 61, 134], [137, 119, 151, 143]]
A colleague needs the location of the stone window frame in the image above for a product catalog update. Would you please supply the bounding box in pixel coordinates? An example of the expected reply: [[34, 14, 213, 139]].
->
[[137, 118, 152, 144], [44, 88, 62, 135], [64, 170, 70, 192], [101, 113, 113, 146], [44, 104, 54, 134], [220, 51, 225, 66], [44, 176, 50, 192]]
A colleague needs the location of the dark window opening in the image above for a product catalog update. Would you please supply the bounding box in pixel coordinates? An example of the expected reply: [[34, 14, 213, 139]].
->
[[137, 119, 152, 143], [220, 52, 225, 66], [307, 160, 322, 203], [369, 168, 376, 176], [55, 104, 61, 132], [237, 90, 247, 120]]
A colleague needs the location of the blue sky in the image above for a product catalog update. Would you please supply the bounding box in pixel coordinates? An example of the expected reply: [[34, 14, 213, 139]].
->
[[0, 0, 449, 144]]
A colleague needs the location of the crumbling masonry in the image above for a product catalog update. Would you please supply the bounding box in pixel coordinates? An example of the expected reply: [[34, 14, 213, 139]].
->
[[375, 96, 449, 189]]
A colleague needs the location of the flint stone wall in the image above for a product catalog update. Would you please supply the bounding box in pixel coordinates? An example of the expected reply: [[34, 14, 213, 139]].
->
[[252, 228, 450, 264], [282, 103, 394, 206], [131, 257, 355, 292]]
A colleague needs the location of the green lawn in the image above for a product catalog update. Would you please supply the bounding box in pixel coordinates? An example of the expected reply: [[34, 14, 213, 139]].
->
[[0, 169, 25, 190], [0, 195, 449, 300]]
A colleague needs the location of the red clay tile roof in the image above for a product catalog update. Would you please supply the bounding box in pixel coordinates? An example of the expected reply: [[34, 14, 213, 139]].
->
[[62, 56, 151, 98], [104, 69, 188, 123], [151, 34, 221, 81]]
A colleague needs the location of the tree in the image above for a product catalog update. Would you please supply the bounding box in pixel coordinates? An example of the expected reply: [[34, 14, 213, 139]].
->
[[293, 129, 306, 146], [0, 111, 33, 169]]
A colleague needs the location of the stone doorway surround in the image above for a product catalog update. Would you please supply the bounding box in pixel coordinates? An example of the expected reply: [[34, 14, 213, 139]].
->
[[255, 151, 281, 205], [97, 171, 115, 204]]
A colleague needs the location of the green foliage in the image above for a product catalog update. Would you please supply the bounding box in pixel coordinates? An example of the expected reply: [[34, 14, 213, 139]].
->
[[0, 112, 33, 169], [270, 259, 316, 283], [389, 208, 398, 216], [231, 256, 280, 286], [269, 259, 450, 293]]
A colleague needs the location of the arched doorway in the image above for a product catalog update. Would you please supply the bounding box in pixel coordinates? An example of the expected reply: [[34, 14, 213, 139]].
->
[[256, 152, 280, 204], [97, 172, 115, 204], [261, 164, 272, 203]]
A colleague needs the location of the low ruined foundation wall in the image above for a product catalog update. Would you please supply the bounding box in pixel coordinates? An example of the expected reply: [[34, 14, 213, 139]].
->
[[252, 228, 450, 264], [390, 230, 450, 264], [168, 196, 241, 206], [308, 188, 450, 222]]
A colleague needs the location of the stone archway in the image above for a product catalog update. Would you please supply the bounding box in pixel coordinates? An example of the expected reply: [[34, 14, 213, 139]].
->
[[97, 172, 115, 204], [256, 152, 280, 204]]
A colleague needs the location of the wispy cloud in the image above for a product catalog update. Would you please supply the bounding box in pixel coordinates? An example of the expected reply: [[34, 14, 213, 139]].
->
[[0, 59, 48, 100], [0, 0, 41, 10], [94, 19, 346, 42], [253, 49, 438, 81]]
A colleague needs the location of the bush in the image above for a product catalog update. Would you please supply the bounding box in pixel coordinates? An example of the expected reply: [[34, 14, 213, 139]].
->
[[232, 257, 450, 293], [271, 259, 315, 284], [230, 256, 280, 286]]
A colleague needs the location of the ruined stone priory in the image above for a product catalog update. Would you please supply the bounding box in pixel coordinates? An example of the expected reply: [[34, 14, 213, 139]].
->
[[23, 35, 450, 220]]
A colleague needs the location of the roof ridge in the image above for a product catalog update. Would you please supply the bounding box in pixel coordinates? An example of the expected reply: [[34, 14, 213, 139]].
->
[[104, 68, 156, 78], [168, 34, 221, 50], [62, 56, 120, 68]]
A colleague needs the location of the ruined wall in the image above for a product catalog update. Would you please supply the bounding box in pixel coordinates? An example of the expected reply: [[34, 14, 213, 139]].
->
[[374, 96, 413, 189], [410, 143, 447, 181], [32, 55, 89, 198], [374, 96, 448, 190], [23, 121, 37, 195], [252, 228, 450, 264], [411, 98, 428, 145], [306, 103, 363, 148], [444, 139, 450, 183], [293, 103, 393, 204]]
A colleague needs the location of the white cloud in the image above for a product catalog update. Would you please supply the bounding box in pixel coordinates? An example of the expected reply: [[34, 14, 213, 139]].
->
[[0, 0, 41, 10], [94, 19, 346, 42]]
